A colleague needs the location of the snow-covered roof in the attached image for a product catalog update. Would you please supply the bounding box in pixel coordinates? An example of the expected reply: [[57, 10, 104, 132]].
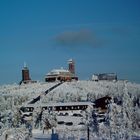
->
[[46, 68, 70, 76], [24, 101, 94, 108]]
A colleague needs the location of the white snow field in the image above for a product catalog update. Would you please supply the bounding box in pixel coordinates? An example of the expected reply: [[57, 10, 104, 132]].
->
[[0, 80, 140, 140]]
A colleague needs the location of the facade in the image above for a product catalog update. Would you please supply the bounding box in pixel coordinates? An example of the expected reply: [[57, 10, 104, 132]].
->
[[92, 73, 117, 81], [20, 102, 94, 114], [45, 59, 78, 82]]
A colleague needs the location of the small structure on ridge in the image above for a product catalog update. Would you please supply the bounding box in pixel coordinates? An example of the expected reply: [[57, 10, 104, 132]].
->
[[92, 73, 117, 81]]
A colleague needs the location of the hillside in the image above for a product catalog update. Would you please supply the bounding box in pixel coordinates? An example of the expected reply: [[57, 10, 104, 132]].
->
[[0, 80, 140, 139]]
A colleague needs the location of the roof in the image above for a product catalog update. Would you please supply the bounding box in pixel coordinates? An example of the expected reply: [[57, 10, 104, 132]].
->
[[46, 68, 70, 76], [24, 101, 94, 108]]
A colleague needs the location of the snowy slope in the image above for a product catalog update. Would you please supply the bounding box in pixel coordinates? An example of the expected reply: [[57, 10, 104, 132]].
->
[[0, 80, 140, 140], [42, 80, 140, 103]]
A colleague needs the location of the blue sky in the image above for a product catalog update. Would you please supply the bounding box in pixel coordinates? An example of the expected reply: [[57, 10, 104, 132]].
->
[[0, 0, 140, 84]]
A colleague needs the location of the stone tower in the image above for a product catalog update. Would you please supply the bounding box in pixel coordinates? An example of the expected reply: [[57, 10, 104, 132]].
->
[[68, 59, 75, 75], [20, 62, 31, 84]]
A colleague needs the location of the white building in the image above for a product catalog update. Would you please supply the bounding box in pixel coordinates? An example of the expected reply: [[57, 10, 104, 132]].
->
[[92, 73, 117, 81]]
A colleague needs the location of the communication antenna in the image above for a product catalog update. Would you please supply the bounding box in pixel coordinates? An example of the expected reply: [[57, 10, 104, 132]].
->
[[24, 61, 27, 68]]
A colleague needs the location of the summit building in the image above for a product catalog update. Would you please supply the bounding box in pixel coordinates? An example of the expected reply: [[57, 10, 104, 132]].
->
[[45, 59, 78, 82]]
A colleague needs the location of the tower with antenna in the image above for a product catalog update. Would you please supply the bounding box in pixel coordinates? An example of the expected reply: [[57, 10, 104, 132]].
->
[[68, 59, 78, 81], [20, 62, 31, 84], [68, 59, 75, 76]]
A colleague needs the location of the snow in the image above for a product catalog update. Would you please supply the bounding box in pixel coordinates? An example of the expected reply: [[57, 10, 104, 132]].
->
[[24, 101, 94, 108], [47, 68, 70, 76], [0, 80, 140, 139]]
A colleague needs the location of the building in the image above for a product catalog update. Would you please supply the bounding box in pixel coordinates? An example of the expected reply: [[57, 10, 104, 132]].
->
[[45, 59, 78, 82], [68, 59, 75, 75], [20, 101, 94, 116], [92, 73, 117, 81], [94, 96, 111, 110], [20, 63, 36, 84]]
